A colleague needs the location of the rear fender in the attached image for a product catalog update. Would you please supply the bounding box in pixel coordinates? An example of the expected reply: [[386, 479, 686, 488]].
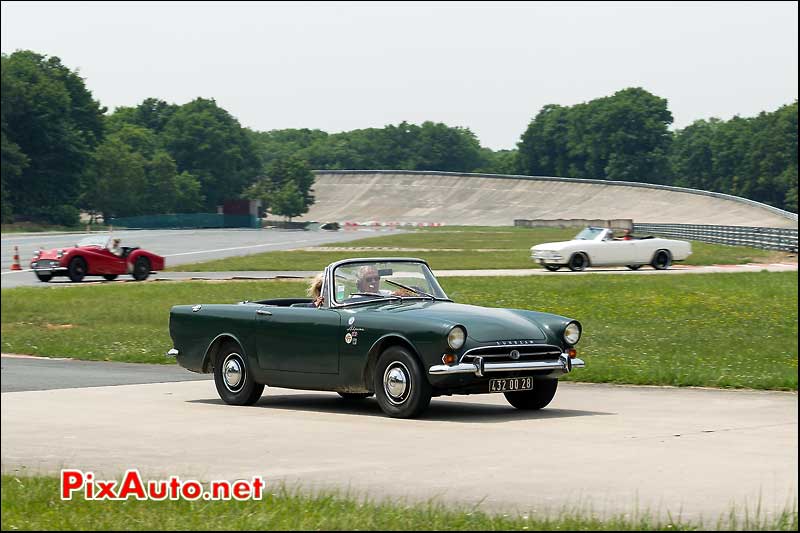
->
[[128, 249, 165, 271]]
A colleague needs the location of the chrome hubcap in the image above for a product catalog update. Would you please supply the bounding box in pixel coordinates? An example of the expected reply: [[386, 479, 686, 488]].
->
[[383, 362, 411, 405], [222, 354, 244, 391]]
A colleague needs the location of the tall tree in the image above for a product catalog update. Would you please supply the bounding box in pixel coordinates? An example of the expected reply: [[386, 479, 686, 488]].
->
[[161, 98, 261, 209], [518, 88, 673, 183], [1, 51, 105, 223]]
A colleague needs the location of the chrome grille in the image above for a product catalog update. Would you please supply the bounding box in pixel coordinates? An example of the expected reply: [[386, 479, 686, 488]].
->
[[460, 344, 562, 364]]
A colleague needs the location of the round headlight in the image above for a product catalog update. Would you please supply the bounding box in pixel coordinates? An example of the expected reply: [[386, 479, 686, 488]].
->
[[564, 322, 581, 345], [447, 326, 466, 350]]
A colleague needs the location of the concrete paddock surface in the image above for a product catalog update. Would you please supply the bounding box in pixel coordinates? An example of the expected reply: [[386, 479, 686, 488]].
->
[[2, 374, 796, 521]]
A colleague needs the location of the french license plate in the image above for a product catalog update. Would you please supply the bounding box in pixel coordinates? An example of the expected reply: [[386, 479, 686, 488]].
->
[[489, 377, 533, 393]]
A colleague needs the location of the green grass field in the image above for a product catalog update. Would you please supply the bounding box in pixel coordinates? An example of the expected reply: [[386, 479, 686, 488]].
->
[[2, 476, 796, 531], [2, 272, 796, 390], [169, 226, 789, 271]]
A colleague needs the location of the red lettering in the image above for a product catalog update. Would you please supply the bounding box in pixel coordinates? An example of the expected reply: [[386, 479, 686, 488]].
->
[[169, 476, 181, 499], [232, 481, 250, 500], [60, 469, 84, 500], [118, 470, 146, 500], [95, 480, 116, 500], [252, 476, 265, 500], [181, 480, 202, 500], [211, 481, 230, 500], [148, 480, 168, 500]]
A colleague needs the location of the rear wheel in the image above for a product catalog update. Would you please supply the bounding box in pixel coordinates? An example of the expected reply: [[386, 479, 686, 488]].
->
[[374, 346, 431, 418], [68, 257, 87, 282], [35, 272, 53, 283], [505, 379, 558, 410], [132, 257, 151, 281], [567, 253, 588, 272], [651, 250, 672, 270], [213, 343, 264, 406], [544, 265, 561, 272], [337, 392, 373, 400], [103, 274, 119, 281]]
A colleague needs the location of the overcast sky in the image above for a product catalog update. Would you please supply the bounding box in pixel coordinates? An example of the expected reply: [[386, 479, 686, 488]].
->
[[2, 1, 797, 150]]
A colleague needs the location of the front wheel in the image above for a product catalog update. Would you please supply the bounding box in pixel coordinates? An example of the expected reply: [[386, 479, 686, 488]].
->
[[35, 272, 53, 283], [68, 257, 87, 282], [505, 379, 558, 410], [213, 344, 264, 406], [544, 265, 561, 272], [651, 250, 672, 270], [373, 346, 431, 418], [132, 257, 151, 281], [567, 253, 588, 272]]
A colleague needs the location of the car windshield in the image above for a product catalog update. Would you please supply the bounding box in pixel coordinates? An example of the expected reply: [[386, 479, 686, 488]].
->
[[332, 260, 448, 304], [574, 227, 604, 241], [77, 235, 110, 248]]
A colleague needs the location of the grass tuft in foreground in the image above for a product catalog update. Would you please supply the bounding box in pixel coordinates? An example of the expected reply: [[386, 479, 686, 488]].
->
[[1, 475, 796, 531]]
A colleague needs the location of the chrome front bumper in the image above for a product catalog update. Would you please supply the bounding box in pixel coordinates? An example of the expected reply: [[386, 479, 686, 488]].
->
[[429, 353, 585, 377], [31, 267, 68, 272]]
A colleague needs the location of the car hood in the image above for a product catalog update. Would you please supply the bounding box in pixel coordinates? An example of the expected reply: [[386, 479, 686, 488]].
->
[[375, 301, 549, 342], [530, 240, 585, 252], [34, 246, 89, 260]]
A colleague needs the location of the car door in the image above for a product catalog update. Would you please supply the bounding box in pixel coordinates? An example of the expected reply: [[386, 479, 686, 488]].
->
[[588, 240, 634, 265], [89, 247, 127, 274], [255, 306, 342, 374]]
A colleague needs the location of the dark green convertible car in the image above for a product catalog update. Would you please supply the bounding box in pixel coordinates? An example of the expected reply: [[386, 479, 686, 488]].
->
[[168, 258, 585, 418]]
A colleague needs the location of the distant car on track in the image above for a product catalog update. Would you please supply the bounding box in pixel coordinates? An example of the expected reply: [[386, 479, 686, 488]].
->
[[168, 257, 585, 418], [30, 235, 165, 283], [531, 227, 691, 272]]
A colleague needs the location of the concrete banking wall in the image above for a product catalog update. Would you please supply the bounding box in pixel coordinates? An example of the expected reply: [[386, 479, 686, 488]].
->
[[301, 170, 798, 228]]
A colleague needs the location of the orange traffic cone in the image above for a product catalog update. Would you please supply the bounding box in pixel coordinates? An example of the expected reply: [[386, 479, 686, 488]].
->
[[11, 246, 22, 270]]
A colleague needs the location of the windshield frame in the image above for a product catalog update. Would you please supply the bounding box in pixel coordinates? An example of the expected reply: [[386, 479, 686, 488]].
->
[[77, 235, 111, 248], [326, 258, 450, 308], [574, 227, 606, 241]]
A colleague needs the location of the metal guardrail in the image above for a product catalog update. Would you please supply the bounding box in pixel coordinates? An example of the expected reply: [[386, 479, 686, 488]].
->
[[634, 223, 798, 253], [110, 213, 259, 229]]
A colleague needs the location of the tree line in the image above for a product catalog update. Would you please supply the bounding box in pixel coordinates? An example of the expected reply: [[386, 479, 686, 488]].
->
[[1, 50, 797, 227]]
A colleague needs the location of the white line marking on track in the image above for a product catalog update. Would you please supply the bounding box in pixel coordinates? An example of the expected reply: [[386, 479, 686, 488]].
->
[[1, 269, 33, 275], [164, 240, 310, 257]]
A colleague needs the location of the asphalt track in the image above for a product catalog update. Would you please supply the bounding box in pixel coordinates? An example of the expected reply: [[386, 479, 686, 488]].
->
[[0, 355, 209, 392], [0, 228, 395, 289], [0, 356, 796, 521], [3, 263, 798, 289]]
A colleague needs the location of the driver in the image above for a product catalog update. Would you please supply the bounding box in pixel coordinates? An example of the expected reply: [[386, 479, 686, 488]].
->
[[356, 265, 381, 293], [109, 238, 123, 256], [355, 265, 416, 297]]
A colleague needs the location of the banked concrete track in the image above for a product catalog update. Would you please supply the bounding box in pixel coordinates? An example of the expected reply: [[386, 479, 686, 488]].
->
[[302, 171, 798, 228]]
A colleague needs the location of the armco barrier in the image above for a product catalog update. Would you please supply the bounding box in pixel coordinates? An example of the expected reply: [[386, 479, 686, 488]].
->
[[634, 223, 798, 252], [515, 219, 633, 230], [110, 213, 259, 229]]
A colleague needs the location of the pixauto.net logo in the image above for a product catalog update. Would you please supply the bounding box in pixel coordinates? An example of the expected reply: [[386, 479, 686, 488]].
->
[[60, 469, 266, 501]]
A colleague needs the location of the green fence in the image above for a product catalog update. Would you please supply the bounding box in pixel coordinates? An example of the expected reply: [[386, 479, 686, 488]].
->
[[109, 213, 259, 229]]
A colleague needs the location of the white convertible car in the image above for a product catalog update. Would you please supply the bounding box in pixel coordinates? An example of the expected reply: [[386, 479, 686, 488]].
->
[[531, 227, 691, 272]]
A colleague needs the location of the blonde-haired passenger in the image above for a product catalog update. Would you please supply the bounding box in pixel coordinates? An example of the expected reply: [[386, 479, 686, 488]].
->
[[307, 272, 325, 307]]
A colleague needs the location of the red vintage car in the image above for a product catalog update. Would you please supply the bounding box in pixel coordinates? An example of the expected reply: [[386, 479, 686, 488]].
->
[[30, 235, 165, 283]]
